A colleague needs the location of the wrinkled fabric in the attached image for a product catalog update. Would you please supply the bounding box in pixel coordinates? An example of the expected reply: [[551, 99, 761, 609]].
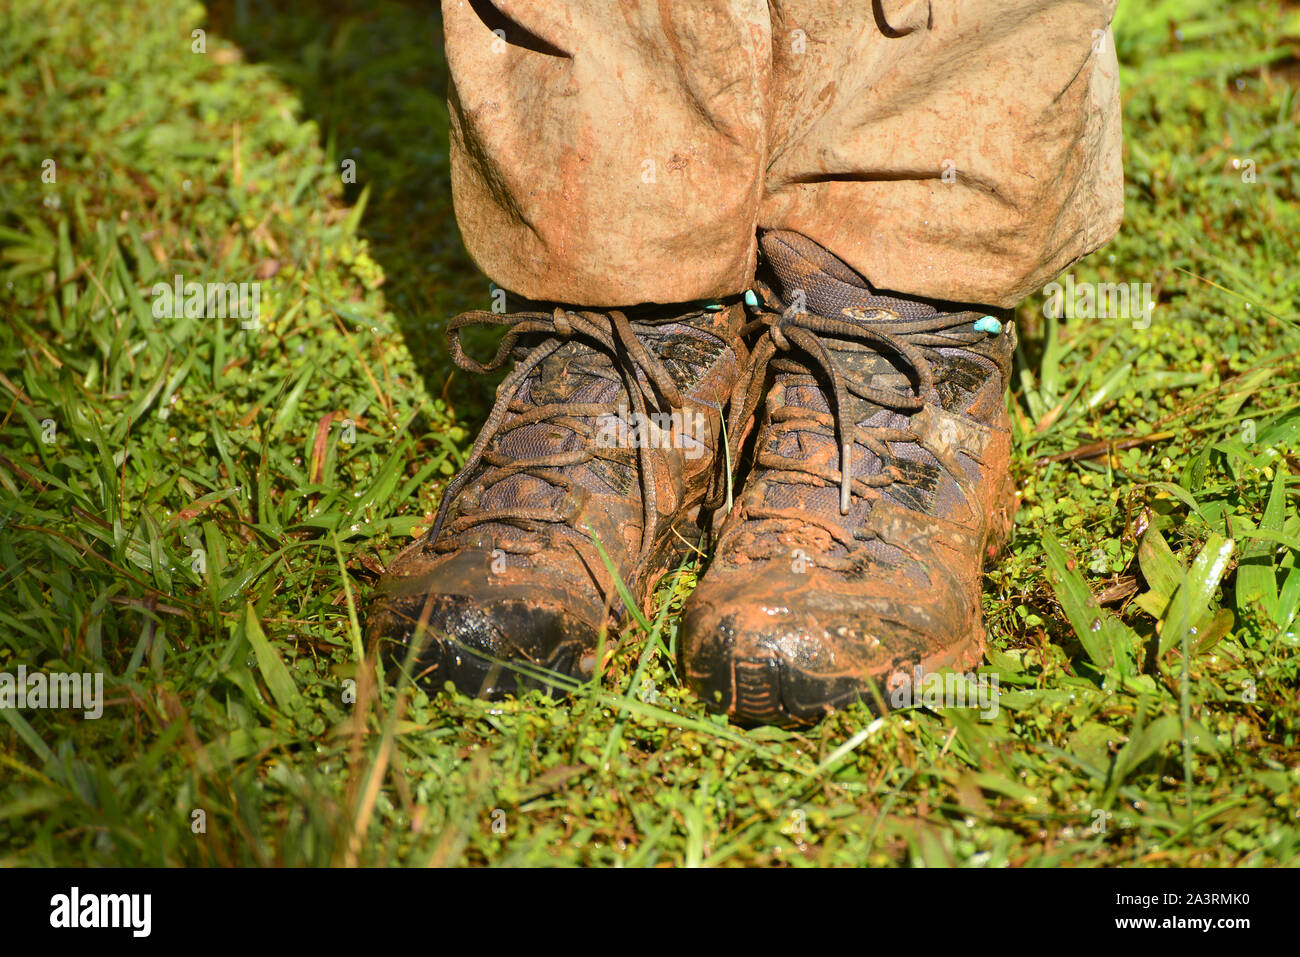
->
[[443, 0, 1123, 309]]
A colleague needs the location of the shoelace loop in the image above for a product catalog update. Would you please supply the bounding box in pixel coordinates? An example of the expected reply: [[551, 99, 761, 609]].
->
[[428, 307, 687, 565], [722, 287, 996, 516]]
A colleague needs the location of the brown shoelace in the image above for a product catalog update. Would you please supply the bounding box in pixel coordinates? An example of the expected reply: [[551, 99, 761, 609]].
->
[[721, 286, 995, 519], [427, 307, 689, 567]]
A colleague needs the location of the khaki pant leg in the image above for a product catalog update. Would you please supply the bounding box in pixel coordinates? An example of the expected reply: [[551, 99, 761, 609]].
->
[[444, 1, 1124, 309], [761, 0, 1124, 308], [443, 0, 772, 306]]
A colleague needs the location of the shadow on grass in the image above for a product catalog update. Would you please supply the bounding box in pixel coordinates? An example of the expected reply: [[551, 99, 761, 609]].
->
[[204, 0, 499, 421]]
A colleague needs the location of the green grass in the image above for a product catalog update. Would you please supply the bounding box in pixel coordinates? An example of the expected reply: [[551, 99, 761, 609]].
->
[[1, 0, 1298, 866]]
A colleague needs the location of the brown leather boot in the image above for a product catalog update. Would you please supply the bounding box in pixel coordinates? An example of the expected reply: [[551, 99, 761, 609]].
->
[[682, 232, 1017, 726], [369, 299, 743, 697]]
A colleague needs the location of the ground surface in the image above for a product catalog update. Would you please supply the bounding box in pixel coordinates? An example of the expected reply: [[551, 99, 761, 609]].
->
[[1, 0, 1298, 866]]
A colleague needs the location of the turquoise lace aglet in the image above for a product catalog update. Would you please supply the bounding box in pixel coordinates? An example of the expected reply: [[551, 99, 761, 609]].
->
[[973, 315, 1002, 334], [743, 290, 759, 308]]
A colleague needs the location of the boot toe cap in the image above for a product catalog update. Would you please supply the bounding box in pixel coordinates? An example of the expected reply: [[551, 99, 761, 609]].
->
[[368, 547, 599, 698], [681, 563, 982, 725]]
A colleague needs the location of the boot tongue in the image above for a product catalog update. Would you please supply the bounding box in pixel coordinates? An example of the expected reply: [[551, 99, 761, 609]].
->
[[757, 231, 993, 526], [761, 230, 1003, 413], [761, 230, 942, 323], [761, 230, 933, 404], [530, 340, 600, 405]]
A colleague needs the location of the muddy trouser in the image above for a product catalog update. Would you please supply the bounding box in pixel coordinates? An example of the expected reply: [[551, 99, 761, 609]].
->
[[442, 0, 1123, 310]]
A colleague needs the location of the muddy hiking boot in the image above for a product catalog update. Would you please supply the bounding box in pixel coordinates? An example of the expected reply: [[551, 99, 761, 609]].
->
[[682, 231, 1018, 726], [368, 299, 743, 697]]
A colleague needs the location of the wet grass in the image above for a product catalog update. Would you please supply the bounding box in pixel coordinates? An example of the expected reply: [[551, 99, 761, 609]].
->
[[1, 0, 1298, 866]]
